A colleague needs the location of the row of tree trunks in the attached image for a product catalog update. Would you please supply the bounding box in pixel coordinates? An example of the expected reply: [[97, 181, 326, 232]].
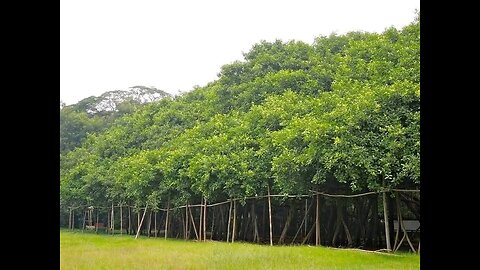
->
[[66, 190, 412, 251]]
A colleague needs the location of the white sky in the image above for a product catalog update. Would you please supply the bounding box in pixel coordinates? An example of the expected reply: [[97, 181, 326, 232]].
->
[[60, 0, 420, 105]]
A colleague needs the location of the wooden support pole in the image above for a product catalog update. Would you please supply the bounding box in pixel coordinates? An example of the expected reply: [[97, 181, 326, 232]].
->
[[165, 200, 170, 240], [278, 204, 293, 245], [111, 202, 115, 234], [382, 181, 392, 251], [135, 206, 148, 239], [137, 210, 140, 234], [267, 184, 273, 246], [185, 203, 189, 240], [188, 206, 199, 240], [315, 194, 321, 246], [203, 197, 207, 242], [199, 198, 203, 241], [232, 200, 237, 243], [227, 199, 232, 242], [301, 223, 316, 245]]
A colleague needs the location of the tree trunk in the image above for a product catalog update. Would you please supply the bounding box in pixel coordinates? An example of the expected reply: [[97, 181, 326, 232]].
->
[[68, 208, 71, 230], [227, 199, 232, 242], [135, 206, 148, 239], [211, 207, 215, 240], [120, 204, 123, 235], [147, 210, 152, 237], [82, 210, 87, 232], [155, 211, 158, 238], [278, 205, 294, 244], [395, 193, 416, 252], [96, 209, 99, 233], [372, 197, 379, 248], [341, 211, 353, 247], [332, 199, 351, 247], [267, 184, 273, 246], [241, 202, 250, 241], [252, 201, 260, 243], [128, 206, 131, 235], [232, 200, 237, 243], [382, 182, 391, 251], [304, 199, 308, 237]]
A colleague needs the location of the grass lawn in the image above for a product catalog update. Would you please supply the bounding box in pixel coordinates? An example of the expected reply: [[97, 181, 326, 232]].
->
[[60, 230, 419, 270]]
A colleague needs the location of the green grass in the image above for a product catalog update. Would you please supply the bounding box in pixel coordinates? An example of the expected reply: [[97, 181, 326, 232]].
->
[[60, 230, 419, 270]]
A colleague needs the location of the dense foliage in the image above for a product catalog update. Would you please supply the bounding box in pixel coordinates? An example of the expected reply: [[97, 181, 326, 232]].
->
[[60, 19, 419, 213]]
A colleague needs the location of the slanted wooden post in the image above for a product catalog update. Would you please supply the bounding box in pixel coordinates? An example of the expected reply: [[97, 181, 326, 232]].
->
[[227, 199, 232, 242], [188, 206, 199, 239], [135, 206, 148, 239], [382, 181, 391, 251], [137, 209, 140, 234]]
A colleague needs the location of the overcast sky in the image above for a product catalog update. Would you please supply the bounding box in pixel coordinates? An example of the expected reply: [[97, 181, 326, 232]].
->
[[60, 0, 420, 105]]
